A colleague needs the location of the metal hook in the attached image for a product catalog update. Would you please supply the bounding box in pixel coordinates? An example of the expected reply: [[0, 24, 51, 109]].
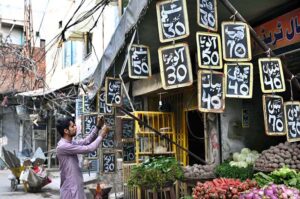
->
[[230, 10, 238, 22]]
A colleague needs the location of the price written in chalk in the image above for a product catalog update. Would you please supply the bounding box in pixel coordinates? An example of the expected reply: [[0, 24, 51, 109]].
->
[[102, 153, 116, 173], [263, 95, 286, 136], [128, 44, 151, 79], [222, 22, 252, 61], [259, 58, 286, 93], [156, 0, 189, 43], [198, 70, 225, 113], [284, 102, 300, 142], [98, 90, 114, 115], [105, 77, 122, 106], [123, 142, 135, 162], [197, 32, 222, 69], [198, 0, 218, 31], [225, 63, 253, 98], [121, 119, 134, 139], [158, 43, 193, 90]]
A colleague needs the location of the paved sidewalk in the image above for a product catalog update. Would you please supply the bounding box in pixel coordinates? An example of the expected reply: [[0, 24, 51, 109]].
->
[[0, 169, 60, 199]]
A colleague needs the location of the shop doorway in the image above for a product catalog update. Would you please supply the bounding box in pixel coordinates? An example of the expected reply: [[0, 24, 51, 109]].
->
[[186, 110, 206, 165]]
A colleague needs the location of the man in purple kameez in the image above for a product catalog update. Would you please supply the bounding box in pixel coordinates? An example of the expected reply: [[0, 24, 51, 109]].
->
[[56, 116, 109, 199]]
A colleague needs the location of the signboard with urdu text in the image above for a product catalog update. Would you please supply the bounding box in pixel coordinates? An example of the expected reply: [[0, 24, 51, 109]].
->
[[158, 43, 193, 90], [222, 21, 252, 61], [156, 0, 189, 43], [263, 95, 286, 136]]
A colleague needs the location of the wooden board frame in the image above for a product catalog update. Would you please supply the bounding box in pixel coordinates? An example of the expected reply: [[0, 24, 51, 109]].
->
[[82, 113, 98, 135], [224, 62, 253, 98], [105, 77, 123, 107], [101, 152, 116, 174], [158, 43, 193, 90], [197, 0, 218, 31], [258, 57, 286, 93], [196, 32, 222, 69], [262, 95, 286, 136], [284, 101, 300, 142], [121, 118, 135, 139], [128, 44, 152, 79], [156, 0, 190, 43], [122, 141, 136, 163], [97, 89, 115, 115], [198, 70, 225, 113], [221, 21, 252, 62]]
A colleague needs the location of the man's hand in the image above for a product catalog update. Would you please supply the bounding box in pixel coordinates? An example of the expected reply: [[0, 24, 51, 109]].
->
[[99, 125, 110, 138], [96, 115, 105, 129]]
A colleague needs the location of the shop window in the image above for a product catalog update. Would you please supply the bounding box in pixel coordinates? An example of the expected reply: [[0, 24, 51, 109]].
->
[[63, 32, 93, 68], [63, 39, 84, 68], [84, 32, 93, 57]]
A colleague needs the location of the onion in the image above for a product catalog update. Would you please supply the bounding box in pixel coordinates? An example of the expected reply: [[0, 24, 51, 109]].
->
[[264, 188, 273, 196], [244, 192, 254, 199]]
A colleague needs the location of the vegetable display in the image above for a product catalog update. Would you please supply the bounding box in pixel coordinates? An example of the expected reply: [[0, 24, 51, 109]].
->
[[255, 142, 300, 172], [215, 161, 254, 181], [192, 178, 257, 199], [230, 148, 260, 168], [183, 164, 215, 179], [240, 184, 300, 199], [255, 166, 300, 189]]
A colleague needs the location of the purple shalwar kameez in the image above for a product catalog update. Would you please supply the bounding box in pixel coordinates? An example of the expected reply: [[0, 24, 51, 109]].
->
[[56, 127, 103, 199]]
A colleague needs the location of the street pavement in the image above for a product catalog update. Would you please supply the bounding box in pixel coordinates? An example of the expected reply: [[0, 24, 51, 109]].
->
[[0, 169, 60, 199]]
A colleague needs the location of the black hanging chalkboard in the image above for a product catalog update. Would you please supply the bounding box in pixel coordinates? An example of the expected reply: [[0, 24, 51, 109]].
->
[[221, 22, 252, 61], [88, 150, 98, 159], [102, 153, 116, 173], [82, 96, 91, 114], [105, 77, 122, 106], [258, 58, 286, 93], [158, 43, 193, 90], [196, 32, 222, 69], [83, 114, 97, 134], [121, 119, 134, 139], [263, 95, 286, 136], [102, 129, 115, 148], [197, 0, 218, 31], [98, 90, 114, 115], [284, 102, 300, 142], [123, 142, 135, 163], [225, 63, 253, 98], [89, 159, 99, 172], [198, 70, 225, 113], [128, 44, 151, 79], [156, 0, 189, 43], [75, 97, 83, 117], [104, 115, 115, 127]]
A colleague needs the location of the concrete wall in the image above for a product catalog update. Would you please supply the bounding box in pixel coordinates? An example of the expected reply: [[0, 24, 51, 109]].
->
[[44, 1, 120, 89], [1, 107, 20, 153]]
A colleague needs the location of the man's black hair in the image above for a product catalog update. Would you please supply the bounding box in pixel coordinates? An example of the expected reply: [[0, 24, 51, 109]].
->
[[56, 117, 74, 137]]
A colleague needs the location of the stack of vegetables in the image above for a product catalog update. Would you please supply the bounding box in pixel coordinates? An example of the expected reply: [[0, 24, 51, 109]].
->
[[192, 178, 257, 199], [230, 148, 260, 168], [255, 142, 300, 171], [240, 184, 300, 198], [255, 166, 300, 189], [183, 164, 215, 179]]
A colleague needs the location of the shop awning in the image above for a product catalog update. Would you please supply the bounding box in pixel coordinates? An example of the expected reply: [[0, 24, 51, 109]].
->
[[16, 83, 75, 97], [85, 0, 149, 99]]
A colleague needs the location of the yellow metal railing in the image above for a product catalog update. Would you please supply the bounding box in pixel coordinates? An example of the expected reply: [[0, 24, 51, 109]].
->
[[133, 111, 176, 163]]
